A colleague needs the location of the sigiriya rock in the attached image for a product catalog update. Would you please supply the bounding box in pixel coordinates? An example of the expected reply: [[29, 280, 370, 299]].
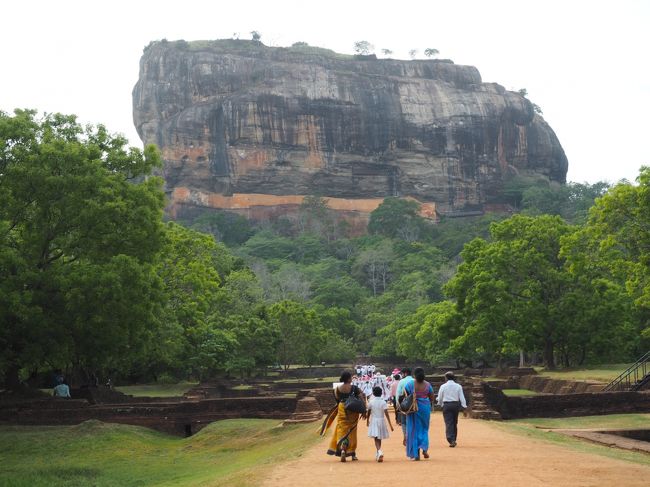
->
[[132, 40, 568, 223]]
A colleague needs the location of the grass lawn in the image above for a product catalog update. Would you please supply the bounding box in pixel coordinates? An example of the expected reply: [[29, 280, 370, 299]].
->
[[534, 363, 631, 382], [115, 382, 198, 397], [495, 414, 650, 467], [0, 419, 321, 487], [502, 389, 539, 396]]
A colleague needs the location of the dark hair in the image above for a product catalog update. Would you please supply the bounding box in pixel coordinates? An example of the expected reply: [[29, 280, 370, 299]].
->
[[445, 371, 456, 381], [372, 386, 382, 397], [393, 374, 401, 381], [340, 371, 352, 383], [414, 367, 425, 383], [402, 367, 412, 376]]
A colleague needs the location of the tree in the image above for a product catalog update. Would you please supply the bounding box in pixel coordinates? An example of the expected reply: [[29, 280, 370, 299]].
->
[[0, 110, 165, 387], [297, 196, 339, 241], [392, 301, 461, 364], [188, 211, 254, 246], [226, 316, 279, 377], [354, 41, 374, 55], [381, 49, 393, 56], [313, 305, 359, 339], [564, 168, 650, 353], [409, 49, 418, 59], [445, 215, 576, 368], [311, 276, 368, 311], [353, 243, 395, 296], [368, 197, 426, 241], [271, 263, 311, 302], [251, 31, 261, 42], [444, 214, 633, 368], [521, 181, 610, 223], [268, 300, 324, 369], [424, 48, 439, 57]]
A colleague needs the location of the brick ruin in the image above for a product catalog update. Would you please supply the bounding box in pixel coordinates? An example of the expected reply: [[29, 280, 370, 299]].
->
[[2, 371, 649, 436]]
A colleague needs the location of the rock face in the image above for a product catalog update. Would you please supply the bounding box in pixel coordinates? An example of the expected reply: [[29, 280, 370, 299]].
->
[[133, 40, 568, 221]]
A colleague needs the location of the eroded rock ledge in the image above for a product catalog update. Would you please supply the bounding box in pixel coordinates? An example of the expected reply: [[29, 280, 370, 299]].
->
[[133, 40, 568, 221]]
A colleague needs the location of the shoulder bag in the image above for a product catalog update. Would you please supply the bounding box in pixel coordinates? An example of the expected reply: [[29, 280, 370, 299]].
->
[[344, 385, 367, 414], [399, 383, 419, 415]]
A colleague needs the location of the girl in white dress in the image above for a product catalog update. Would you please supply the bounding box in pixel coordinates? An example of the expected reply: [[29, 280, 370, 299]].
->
[[366, 386, 394, 462]]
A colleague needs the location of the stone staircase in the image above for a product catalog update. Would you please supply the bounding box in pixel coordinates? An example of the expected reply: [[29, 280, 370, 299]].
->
[[282, 396, 323, 425], [308, 388, 337, 414], [467, 380, 501, 420]]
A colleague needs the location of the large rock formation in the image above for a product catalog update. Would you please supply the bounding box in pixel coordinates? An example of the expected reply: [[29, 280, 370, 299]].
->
[[133, 40, 567, 222]]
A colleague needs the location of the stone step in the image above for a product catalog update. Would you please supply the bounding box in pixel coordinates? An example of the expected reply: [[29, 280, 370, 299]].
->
[[470, 413, 500, 420], [283, 417, 321, 425], [289, 412, 322, 420], [282, 411, 322, 425]]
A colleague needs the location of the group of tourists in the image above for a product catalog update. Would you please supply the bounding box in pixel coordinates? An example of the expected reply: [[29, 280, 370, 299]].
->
[[354, 364, 376, 377], [321, 368, 467, 462], [351, 370, 393, 400]]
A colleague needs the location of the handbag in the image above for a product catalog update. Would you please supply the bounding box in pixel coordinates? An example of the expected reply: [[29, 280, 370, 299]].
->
[[343, 386, 367, 414], [399, 387, 418, 415]]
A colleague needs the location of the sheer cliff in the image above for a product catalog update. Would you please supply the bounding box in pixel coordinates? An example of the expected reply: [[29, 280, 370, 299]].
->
[[133, 40, 568, 221]]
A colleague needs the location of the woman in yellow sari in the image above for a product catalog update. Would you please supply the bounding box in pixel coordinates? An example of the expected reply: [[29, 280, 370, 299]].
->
[[321, 371, 366, 462]]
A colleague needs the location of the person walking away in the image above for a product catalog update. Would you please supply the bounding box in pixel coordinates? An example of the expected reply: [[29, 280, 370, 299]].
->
[[436, 371, 467, 447], [404, 367, 435, 460], [367, 386, 394, 462], [390, 373, 401, 425], [321, 371, 366, 462], [396, 368, 414, 446]]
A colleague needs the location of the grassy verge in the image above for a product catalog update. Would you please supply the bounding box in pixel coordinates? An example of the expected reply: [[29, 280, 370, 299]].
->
[[534, 363, 631, 382], [115, 382, 198, 397], [0, 419, 321, 486], [492, 414, 650, 467], [502, 389, 539, 396]]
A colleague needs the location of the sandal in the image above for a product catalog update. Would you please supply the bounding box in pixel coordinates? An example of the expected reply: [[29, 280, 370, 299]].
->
[[423, 451, 429, 459]]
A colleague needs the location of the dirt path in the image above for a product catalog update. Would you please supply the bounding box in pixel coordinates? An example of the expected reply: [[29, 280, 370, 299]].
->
[[262, 415, 649, 486]]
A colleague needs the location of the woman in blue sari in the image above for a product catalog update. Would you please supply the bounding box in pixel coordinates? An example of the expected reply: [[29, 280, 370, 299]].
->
[[404, 367, 435, 460]]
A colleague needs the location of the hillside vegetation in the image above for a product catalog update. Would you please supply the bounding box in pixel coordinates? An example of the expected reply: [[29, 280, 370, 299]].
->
[[1, 110, 649, 391]]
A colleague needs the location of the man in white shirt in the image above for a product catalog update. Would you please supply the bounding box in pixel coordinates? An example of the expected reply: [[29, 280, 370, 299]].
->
[[436, 371, 467, 447]]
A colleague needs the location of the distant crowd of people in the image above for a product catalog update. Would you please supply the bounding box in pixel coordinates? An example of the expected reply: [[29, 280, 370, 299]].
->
[[321, 367, 467, 462]]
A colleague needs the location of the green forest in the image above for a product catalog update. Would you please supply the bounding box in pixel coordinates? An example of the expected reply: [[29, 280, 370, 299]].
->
[[1, 110, 649, 388]]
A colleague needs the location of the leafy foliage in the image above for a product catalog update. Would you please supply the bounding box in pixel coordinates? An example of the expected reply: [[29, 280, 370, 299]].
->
[[1, 108, 643, 385], [0, 110, 165, 386], [353, 41, 374, 55]]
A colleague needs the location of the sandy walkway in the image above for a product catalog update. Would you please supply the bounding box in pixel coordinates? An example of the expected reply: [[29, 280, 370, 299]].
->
[[263, 414, 649, 486]]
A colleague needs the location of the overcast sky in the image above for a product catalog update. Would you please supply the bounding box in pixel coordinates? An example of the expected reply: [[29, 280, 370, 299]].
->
[[2, 0, 648, 183]]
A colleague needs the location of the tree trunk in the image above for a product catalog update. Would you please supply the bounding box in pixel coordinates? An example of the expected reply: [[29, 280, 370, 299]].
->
[[4, 363, 22, 390], [578, 346, 586, 366], [519, 349, 525, 368], [543, 340, 555, 370]]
